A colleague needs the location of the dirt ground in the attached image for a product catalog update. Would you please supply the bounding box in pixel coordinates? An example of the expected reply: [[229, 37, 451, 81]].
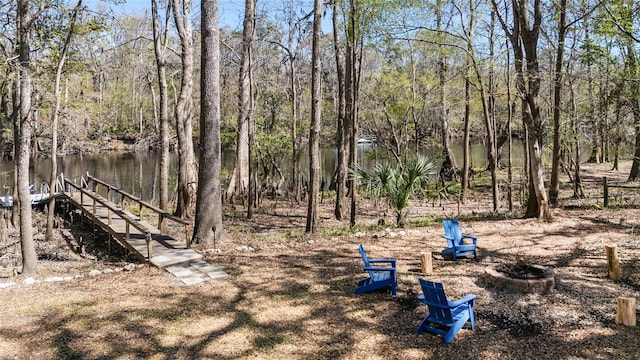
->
[[0, 162, 639, 359]]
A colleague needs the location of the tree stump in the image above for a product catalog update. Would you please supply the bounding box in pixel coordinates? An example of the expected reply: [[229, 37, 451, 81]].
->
[[616, 297, 637, 326], [420, 252, 432, 275], [605, 244, 621, 281]]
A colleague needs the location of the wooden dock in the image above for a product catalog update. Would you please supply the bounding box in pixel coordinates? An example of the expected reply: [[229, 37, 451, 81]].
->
[[61, 175, 227, 282]]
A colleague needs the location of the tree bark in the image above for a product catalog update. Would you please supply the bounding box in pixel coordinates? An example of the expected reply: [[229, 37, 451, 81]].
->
[[487, 8, 498, 212], [549, 0, 568, 205], [226, 0, 254, 201], [627, 48, 640, 181], [171, 0, 197, 218], [569, 81, 584, 198], [347, 0, 360, 227], [460, 11, 472, 204], [17, 0, 36, 275], [492, 0, 550, 220], [193, 0, 226, 245], [151, 0, 171, 211], [436, 0, 457, 177], [306, 0, 322, 233], [332, 1, 348, 221]]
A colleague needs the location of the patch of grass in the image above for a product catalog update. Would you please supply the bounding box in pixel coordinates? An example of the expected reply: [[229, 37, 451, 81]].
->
[[405, 217, 439, 228], [285, 229, 305, 239]]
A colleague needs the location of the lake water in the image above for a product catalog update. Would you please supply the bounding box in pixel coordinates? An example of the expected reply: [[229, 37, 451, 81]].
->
[[0, 139, 562, 203]]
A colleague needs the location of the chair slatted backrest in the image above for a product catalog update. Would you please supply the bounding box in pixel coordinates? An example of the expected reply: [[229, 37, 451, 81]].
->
[[419, 278, 454, 324], [358, 244, 374, 278], [443, 219, 462, 246]]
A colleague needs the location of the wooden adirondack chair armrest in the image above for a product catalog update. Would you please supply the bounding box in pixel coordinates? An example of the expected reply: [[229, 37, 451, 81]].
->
[[363, 266, 396, 272], [448, 294, 476, 308], [443, 235, 456, 246], [461, 234, 477, 244], [369, 258, 396, 266]]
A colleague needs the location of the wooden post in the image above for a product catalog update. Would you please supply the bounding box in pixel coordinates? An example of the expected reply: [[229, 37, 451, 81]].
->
[[0, 210, 6, 244], [606, 244, 622, 281], [603, 176, 609, 208], [125, 222, 130, 241], [146, 233, 153, 260], [185, 225, 192, 248], [420, 252, 433, 275], [158, 214, 167, 234], [616, 297, 637, 326]]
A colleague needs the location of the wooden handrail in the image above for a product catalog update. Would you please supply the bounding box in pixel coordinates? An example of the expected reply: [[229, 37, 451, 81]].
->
[[81, 174, 192, 246], [86, 175, 188, 222], [64, 179, 152, 238]]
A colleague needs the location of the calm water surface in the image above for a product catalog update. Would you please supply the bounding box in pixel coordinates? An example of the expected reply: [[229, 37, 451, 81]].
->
[[0, 140, 536, 203]]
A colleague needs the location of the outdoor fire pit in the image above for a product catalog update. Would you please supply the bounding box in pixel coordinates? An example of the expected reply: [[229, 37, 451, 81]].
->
[[485, 263, 555, 294]]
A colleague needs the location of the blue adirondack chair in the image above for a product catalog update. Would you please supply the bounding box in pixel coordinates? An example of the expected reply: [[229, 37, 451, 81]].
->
[[416, 278, 476, 344], [355, 244, 397, 297], [441, 219, 477, 260]]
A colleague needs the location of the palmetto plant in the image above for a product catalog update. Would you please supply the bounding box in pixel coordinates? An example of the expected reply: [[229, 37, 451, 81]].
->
[[350, 156, 436, 227]]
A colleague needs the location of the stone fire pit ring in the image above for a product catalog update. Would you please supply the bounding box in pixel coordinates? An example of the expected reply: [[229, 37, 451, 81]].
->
[[484, 264, 555, 294]]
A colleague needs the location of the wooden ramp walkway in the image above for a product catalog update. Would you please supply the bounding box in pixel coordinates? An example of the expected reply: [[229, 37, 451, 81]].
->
[[61, 175, 227, 284]]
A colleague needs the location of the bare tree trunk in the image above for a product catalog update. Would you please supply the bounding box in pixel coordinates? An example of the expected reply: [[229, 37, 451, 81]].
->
[[470, 19, 498, 213], [226, 0, 254, 201], [507, 41, 514, 211], [549, 0, 567, 205], [193, 0, 226, 245], [569, 81, 584, 198], [626, 49, 640, 181], [146, 74, 159, 132], [487, 8, 498, 212], [290, 58, 300, 203], [47, 1, 83, 239], [151, 0, 171, 211], [461, 37, 471, 204], [346, 0, 359, 227], [612, 96, 622, 171], [245, 0, 256, 219], [459, 2, 498, 211], [493, 0, 550, 220], [436, 0, 457, 177], [306, 0, 322, 233], [171, 0, 197, 218], [332, 1, 348, 220], [17, 0, 36, 275], [11, 76, 18, 227], [585, 27, 600, 164]]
